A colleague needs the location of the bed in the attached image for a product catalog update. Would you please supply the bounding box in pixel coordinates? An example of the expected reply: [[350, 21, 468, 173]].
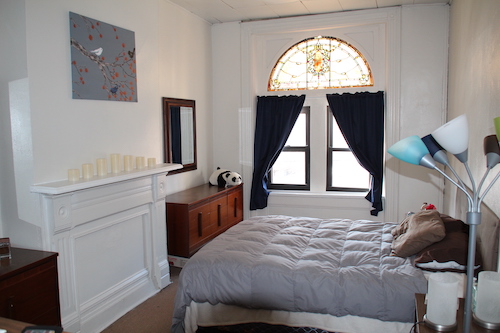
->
[[171, 212, 498, 333]]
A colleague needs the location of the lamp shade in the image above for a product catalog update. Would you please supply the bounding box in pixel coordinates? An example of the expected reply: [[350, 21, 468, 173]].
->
[[425, 273, 459, 329], [432, 115, 469, 160], [495, 117, 500, 142], [422, 134, 449, 165], [388, 135, 433, 166], [484, 135, 500, 169], [474, 271, 500, 327]]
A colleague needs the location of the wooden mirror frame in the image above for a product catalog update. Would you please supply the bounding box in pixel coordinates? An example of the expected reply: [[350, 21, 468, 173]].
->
[[162, 97, 197, 174]]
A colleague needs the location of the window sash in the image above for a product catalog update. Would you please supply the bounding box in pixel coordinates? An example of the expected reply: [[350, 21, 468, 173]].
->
[[268, 108, 310, 190], [327, 110, 369, 192]]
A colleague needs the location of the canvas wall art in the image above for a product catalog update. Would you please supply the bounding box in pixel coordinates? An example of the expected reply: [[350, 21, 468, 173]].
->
[[69, 12, 137, 102]]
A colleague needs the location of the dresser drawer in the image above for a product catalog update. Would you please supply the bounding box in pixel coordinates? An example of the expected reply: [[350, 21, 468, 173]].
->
[[189, 202, 215, 251], [227, 187, 243, 226], [211, 195, 228, 229]]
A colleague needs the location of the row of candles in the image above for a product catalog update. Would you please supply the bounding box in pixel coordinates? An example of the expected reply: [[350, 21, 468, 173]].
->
[[68, 154, 157, 181]]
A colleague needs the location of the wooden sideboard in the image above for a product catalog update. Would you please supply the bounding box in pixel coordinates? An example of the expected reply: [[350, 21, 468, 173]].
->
[[0, 248, 61, 327], [166, 183, 243, 257]]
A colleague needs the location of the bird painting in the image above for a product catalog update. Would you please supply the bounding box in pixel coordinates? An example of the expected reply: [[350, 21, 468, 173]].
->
[[90, 47, 103, 56], [128, 48, 135, 59]]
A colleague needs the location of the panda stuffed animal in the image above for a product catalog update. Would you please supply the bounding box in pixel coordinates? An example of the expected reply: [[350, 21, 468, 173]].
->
[[209, 167, 242, 188]]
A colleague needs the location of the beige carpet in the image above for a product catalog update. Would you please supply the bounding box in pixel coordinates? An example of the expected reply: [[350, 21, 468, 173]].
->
[[101, 266, 181, 333]]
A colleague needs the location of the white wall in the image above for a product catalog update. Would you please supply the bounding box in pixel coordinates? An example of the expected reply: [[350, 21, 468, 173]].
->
[[0, 0, 213, 249], [395, 4, 449, 217], [446, 0, 500, 219], [212, 4, 449, 223]]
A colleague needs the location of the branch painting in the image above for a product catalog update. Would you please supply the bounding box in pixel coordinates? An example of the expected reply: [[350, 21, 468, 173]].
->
[[69, 12, 137, 102]]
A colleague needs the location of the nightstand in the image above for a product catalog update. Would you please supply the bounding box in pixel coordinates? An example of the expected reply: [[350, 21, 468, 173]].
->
[[415, 293, 499, 333], [0, 247, 61, 326]]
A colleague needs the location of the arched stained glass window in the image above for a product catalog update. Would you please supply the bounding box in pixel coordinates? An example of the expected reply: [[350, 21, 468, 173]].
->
[[268, 36, 373, 91]]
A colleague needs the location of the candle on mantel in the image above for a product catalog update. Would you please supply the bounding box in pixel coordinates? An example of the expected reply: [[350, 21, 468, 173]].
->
[[124, 155, 134, 171], [68, 169, 80, 182], [82, 163, 94, 179], [96, 158, 107, 176], [136, 156, 146, 169], [147, 158, 156, 168], [110, 154, 121, 174]]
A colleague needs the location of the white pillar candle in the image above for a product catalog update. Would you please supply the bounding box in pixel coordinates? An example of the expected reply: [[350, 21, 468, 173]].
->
[[68, 169, 80, 181], [136, 156, 146, 169], [426, 273, 459, 326], [82, 163, 94, 179], [475, 271, 500, 324], [124, 155, 134, 171], [96, 158, 107, 176], [110, 154, 121, 173], [147, 157, 156, 168]]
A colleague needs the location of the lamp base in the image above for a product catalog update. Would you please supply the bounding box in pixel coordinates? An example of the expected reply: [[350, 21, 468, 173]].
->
[[473, 313, 500, 330], [423, 315, 458, 332]]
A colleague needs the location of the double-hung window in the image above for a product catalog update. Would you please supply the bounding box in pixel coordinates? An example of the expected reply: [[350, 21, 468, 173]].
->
[[268, 107, 310, 190], [327, 109, 370, 191]]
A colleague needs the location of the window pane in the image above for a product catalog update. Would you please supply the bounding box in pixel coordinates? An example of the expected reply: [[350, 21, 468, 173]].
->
[[286, 113, 306, 146], [269, 36, 373, 91], [271, 151, 306, 185], [330, 151, 369, 188], [330, 116, 348, 149]]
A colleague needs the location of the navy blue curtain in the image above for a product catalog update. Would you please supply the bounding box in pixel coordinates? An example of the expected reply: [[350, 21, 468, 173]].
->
[[171, 106, 182, 164], [250, 95, 306, 210], [326, 91, 384, 216]]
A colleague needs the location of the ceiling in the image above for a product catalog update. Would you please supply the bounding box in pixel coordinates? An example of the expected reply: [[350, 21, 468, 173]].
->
[[168, 0, 450, 24]]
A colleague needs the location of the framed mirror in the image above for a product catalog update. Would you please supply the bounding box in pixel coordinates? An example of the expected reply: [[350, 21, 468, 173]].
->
[[162, 97, 197, 174]]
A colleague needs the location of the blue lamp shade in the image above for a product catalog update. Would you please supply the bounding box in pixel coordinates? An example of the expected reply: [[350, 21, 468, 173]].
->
[[388, 135, 431, 165], [431, 115, 469, 155]]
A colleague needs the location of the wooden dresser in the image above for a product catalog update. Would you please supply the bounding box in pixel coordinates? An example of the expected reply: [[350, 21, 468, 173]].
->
[[0, 247, 61, 326], [166, 183, 243, 257]]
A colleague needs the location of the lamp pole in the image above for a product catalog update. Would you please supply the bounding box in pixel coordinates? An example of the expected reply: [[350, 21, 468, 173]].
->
[[464, 212, 480, 333]]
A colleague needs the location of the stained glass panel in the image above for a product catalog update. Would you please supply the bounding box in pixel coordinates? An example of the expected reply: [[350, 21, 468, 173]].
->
[[268, 36, 373, 91]]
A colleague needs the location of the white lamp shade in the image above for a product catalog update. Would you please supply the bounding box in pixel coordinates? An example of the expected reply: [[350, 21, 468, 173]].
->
[[431, 115, 469, 155], [426, 273, 459, 326], [475, 271, 500, 324]]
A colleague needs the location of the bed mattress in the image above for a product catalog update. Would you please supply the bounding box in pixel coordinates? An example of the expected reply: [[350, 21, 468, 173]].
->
[[172, 215, 428, 333]]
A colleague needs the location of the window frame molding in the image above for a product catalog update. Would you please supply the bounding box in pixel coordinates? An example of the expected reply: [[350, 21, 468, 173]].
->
[[240, 7, 402, 222]]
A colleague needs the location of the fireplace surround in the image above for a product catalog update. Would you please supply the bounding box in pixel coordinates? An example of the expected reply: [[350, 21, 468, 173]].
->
[[30, 163, 181, 333]]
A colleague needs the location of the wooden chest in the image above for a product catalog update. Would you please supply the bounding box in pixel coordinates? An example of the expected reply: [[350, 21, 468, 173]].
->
[[166, 183, 243, 257]]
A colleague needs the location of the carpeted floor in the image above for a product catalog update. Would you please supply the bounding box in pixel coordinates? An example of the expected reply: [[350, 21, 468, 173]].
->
[[100, 266, 181, 333]]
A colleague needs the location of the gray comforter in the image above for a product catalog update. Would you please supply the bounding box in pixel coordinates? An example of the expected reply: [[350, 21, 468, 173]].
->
[[171, 215, 427, 332]]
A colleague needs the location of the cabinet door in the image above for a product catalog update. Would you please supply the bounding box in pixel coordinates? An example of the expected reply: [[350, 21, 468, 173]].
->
[[227, 187, 243, 226], [188, 202, 214, 254]]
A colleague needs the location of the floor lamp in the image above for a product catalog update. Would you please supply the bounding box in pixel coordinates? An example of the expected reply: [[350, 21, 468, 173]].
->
[[388, 115, 500, 333]]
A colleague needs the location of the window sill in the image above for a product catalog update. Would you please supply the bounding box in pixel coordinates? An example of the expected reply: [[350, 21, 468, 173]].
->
[[266, 190, 385, 217], [269, 190, 369, 199]]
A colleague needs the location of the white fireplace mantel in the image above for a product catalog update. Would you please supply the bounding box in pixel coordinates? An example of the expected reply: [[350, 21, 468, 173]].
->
[[30, 163, 182, 333], [31, 163, 182, 195]]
